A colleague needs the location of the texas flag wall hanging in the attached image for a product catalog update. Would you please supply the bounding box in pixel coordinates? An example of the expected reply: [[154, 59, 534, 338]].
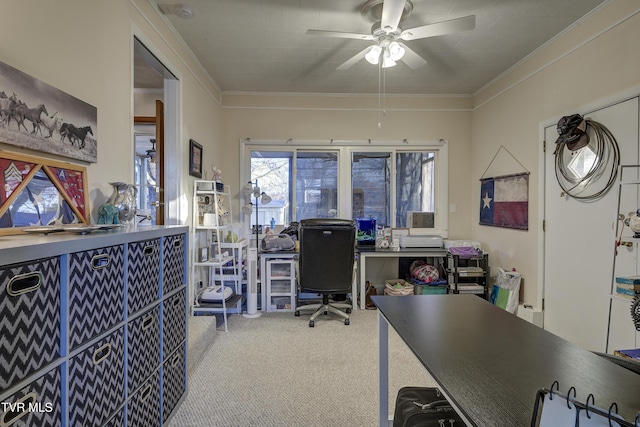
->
[[479, 172, 529, 230]]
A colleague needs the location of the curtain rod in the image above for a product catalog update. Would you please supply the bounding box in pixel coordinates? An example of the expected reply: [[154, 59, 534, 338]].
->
[[240, 138, 446, 146]]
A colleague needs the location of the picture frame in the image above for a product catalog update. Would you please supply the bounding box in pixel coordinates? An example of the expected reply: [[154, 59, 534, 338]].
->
[[0, 150, 90, 235], [197, 246, 209, 262], [0, 60, 98, 163], [189, 139, 203, 178]]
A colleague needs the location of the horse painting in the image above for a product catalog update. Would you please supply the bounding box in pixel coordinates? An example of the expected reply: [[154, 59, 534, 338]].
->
[[60, 123, 93, 149], [38, 112, 63, 138], [0, 93, 18, 127], [9, 103, 48, 134]]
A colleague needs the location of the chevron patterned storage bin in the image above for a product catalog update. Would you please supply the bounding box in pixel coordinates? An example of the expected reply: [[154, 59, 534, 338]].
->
[[103, 408, 125, 427], [162, 343, 186, 422], [0, 227, 188, 426], [127, 305, 161, 392], [127, 370, 161, 427], [162, 234, 185, 294], [0, 366, 61, 427], [0, 257, 60, 392], [68, 327, 125, 427], [162, 289, 186, 357], [127, 238, 160, 315], [68, 245, 125, 349]]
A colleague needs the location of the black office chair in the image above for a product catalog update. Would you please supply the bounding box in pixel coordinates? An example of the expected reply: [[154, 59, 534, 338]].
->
[[295, 218, 356, 327]]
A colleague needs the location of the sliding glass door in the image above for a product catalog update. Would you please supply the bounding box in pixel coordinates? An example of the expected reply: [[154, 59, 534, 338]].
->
[[244, 140, 447, 236], [295, 151, 338, 220], [249, 149, 339, 226]]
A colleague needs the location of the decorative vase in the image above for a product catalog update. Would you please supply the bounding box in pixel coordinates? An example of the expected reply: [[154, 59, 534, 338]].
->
[[106, 182, 138, 225]]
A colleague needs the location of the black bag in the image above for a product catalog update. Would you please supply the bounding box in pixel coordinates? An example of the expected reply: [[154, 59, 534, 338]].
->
[[393, 387, 466, 427]]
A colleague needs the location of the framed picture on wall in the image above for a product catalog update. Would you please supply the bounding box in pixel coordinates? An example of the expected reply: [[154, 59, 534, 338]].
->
[[0, 150, 90, 235], [0, 60, 98, 163], [189, 139, 203, 178]]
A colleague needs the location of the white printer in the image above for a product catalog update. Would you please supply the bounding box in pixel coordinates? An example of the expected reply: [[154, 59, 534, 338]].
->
[[399, 235, 443, 248]]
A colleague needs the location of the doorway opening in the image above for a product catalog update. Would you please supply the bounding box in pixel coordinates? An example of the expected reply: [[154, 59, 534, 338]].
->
[[133, 36, 179, 225]]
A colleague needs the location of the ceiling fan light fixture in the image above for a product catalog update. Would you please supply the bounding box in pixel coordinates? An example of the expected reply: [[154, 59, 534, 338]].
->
[[381, 49, 396, 68], [388, 42, 405, 60], [365, 45, 382, 64]]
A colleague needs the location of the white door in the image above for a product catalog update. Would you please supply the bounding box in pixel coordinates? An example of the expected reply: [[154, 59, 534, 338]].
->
[[543, 98, 639, 351]]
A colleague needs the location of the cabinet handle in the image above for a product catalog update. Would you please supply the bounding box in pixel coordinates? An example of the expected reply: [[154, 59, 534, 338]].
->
[[91, 254, 111, 270], [142, 313, 154, 331], [172, 352, 181, 368], [92, 343, 112, 366], [7, 271, 43, 297], [0, 391, 36, 426], [143, 245, 156, 257], [173, 239, 183, 249], [140, 383, 152, 402]]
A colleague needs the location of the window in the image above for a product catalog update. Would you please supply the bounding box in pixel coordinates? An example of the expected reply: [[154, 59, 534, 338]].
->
[[249, 151, 292, 227], [396, 151, 435, 227], [242, 141, 448, 237], [352, 152, 391, 226], [296, 152, 338, 220]]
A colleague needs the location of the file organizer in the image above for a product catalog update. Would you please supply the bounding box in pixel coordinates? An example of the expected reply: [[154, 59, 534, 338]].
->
[[531, 381, 640, 427]]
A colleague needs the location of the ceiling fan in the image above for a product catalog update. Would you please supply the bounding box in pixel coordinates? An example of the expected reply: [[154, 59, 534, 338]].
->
[[306, 0, 475, 70], [146, 138, 157, 163]]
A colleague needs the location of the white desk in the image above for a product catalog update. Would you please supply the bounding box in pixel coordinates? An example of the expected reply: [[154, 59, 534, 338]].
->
[[356, 248, 447, 309]]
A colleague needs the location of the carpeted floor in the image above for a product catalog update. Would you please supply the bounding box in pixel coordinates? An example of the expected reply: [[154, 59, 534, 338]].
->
[[169, 309, 436, 426]]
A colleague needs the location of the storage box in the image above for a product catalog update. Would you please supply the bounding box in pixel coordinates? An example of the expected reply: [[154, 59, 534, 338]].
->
[[384, 279, 414, 296], [69, 245, 124, 350], [414, 284, 448, 295], [69, 328, 125, 427], [385, 279, 411, 288], [0, 257, 61, 390]]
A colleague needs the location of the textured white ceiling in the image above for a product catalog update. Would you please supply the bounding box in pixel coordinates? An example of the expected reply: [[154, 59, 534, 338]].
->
[[139, 0, 607, 95]]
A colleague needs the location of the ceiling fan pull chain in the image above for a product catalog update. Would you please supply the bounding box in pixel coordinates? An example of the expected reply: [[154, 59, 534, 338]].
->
[[378, 60, 382, 128]]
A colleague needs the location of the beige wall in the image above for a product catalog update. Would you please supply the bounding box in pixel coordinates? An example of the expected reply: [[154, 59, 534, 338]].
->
[[0, 0, 222, 224], [221, 94, 475, 239], [471, 0, 640, 306]]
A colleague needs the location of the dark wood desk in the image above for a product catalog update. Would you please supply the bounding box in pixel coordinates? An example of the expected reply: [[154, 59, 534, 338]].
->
[[372, 294, 640, 426]]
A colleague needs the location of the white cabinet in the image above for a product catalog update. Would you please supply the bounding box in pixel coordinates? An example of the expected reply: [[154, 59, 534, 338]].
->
[[191, 180, 245, 331], [265, 260, 296, 312]]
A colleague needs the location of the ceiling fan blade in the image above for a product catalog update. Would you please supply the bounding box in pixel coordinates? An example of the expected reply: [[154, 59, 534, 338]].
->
[[306, 29, 374, 41], [381, 0, 406, 33], [336, 47, 372, 70], [400, 15, 476, 41], [398, 43, 427, 70]]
